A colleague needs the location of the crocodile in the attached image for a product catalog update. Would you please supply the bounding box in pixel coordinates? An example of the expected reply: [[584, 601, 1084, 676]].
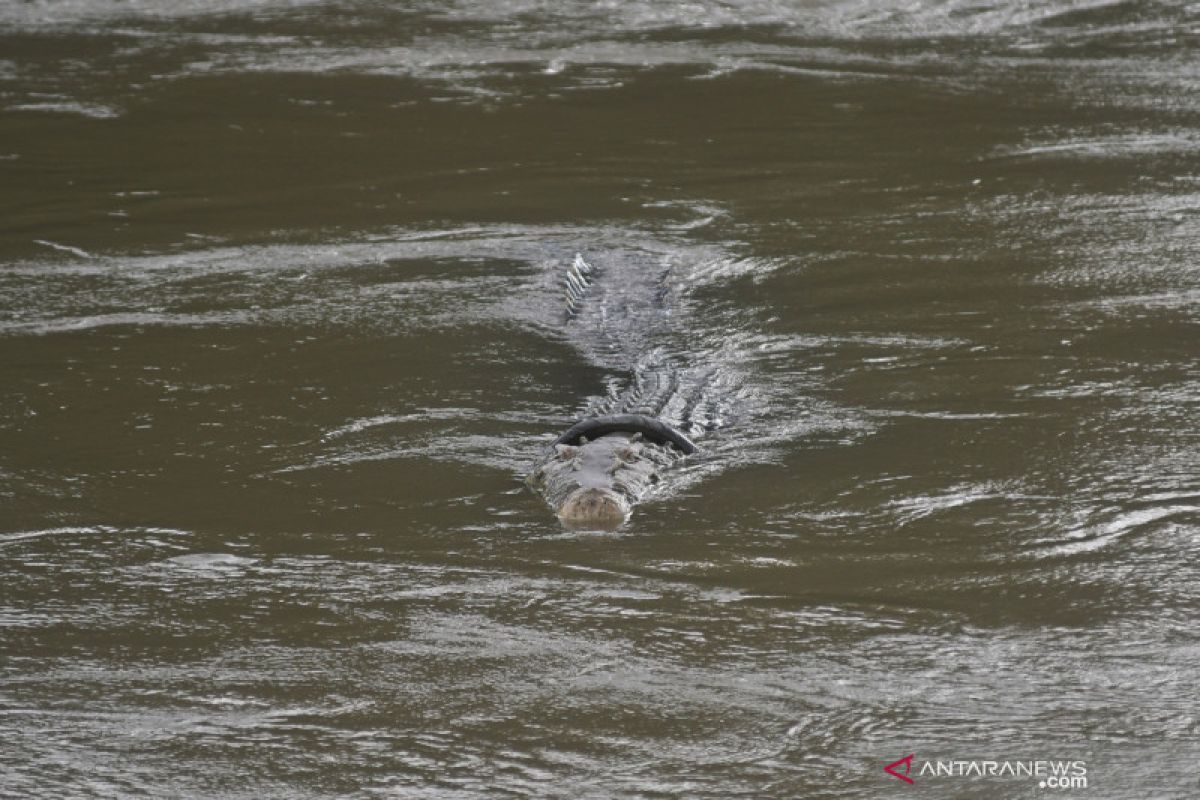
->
[[526, 254, 712, 528]]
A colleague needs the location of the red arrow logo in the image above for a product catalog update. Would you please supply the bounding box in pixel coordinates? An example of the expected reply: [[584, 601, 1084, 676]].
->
[[885, 754, 915, 784]]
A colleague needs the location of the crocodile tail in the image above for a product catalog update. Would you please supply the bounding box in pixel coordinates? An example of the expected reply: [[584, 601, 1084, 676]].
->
[[564, 253, 594, 317]]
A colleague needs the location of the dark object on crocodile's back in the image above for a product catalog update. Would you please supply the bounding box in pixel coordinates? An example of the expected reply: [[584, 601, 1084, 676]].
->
[[552, 414, 698, 455]]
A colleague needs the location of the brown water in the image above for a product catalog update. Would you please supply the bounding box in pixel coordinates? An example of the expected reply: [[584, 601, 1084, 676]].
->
[[2, 2, 1199, 797]]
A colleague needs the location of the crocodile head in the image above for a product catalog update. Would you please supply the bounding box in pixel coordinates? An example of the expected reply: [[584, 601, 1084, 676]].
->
[[527, 430, 677, 530]]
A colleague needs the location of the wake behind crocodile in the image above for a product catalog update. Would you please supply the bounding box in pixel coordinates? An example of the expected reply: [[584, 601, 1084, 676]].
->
[[211, 225, 868, 522]]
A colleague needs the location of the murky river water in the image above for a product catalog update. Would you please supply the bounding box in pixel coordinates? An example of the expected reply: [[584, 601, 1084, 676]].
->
[[2, 1, 1199, 797]]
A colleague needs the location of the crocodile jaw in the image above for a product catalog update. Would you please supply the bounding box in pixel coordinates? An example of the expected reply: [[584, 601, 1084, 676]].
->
[[557, 487, 631, 530]]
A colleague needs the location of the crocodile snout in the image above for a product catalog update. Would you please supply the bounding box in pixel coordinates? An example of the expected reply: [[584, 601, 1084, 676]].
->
[[557, 487, 630, 529]]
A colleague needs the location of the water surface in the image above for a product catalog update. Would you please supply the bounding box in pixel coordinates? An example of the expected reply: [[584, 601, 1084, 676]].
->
[[2, 1, 1198, 797]]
